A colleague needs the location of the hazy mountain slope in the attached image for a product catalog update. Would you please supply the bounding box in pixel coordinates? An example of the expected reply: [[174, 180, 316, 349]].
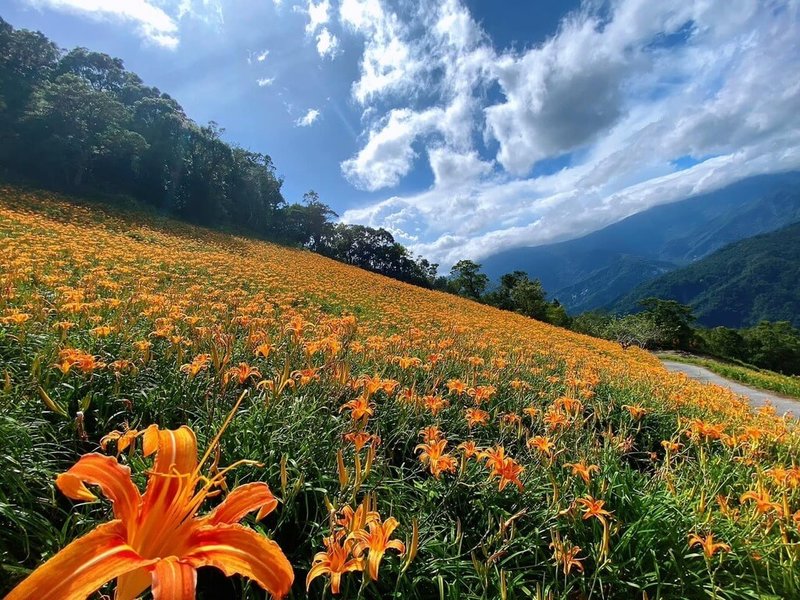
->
[[556, 255, 676, 314], [612, 222, 800, 328], [481, 172, 800, 311]]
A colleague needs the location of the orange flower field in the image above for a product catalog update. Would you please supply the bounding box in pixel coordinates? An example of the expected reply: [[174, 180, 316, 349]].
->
[[1, 186, 799, 599]]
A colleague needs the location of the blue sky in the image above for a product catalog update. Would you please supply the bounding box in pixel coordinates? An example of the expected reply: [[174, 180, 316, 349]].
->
[[4, 0, 800, 266]]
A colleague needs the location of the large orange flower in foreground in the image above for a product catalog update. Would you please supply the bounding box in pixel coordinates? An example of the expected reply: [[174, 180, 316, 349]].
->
[[7, 424, 294, 600]]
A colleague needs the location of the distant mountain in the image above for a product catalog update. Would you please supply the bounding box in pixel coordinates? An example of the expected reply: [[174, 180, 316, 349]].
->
[[481, 172, 800, 312], [555, 255, 675, 314], [611, 221, 800, 328]]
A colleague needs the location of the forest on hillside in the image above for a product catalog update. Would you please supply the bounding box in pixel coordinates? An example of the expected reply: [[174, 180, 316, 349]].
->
[[0, 17, 438, 287], [613, 221, 800, 328]]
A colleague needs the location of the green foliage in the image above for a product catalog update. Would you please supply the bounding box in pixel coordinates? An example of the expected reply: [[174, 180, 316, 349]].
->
[[449, 260, 489, 300], [573, 304, 800, 376], [741, 321, 800, 375], [638, 298, 698, 351], [604, 313, 668, 349]]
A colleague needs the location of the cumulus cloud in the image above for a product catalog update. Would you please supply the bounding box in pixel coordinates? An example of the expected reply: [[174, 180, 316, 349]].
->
[[338, 0, 800, 266], [28, 0, 180, 48], [296, 108, 321, 127], [340, 0, 425, 103], [341, 108, 443, 190], [256, 77, 275, 87], [304, 0, 331, 34], [297, 0, 340, 58], [316, 27, 340, 58]]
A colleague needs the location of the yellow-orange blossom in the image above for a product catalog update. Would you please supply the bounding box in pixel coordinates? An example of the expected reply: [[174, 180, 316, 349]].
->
[[7, 420, 294, 599]]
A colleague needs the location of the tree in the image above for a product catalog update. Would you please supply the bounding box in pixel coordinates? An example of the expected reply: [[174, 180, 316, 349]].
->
[[605, 313, 667, 349], [638, 298, 697, 350], [701, 327, 746, 361], [25, 73, 146, 187], [742, 321, 800, 375], [509, 277, 549, 321], [449, 260, 489, 300], [545, 300, 572, 328]]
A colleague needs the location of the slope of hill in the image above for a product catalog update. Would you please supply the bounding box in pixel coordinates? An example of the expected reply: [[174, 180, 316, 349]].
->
[[612, 221, 800, 328], [1, 186, 799, 599], [481, 172, 800, 312]]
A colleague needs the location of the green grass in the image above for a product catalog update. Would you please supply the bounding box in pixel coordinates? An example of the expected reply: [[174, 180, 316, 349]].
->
[[658, 352, 800, 399]]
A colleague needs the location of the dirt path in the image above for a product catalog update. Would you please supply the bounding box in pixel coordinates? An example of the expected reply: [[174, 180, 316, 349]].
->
[[661, 360, 799, 418]]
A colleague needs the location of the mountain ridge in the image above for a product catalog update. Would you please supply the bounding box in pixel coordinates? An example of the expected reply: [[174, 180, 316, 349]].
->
[[480, 171, 800, 312], [610, 221, 800, 328]]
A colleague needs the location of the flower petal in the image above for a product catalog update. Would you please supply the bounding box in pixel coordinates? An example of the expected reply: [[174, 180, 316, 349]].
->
[[151, 557, 197, 600], [55, 453, 141, 523], [205, 482, 278, 525], [183, 523, 294, 598], [145, 425, 198, 475], [116, 567, 152, 600], [305, 561, 330, 591], [366, 548, 383, 581], [6, 520, 154, 600]]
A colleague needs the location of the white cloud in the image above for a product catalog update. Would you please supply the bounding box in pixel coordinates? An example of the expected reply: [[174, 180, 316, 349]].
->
[[29, 0, 180, 48], [341, 107, 443, 190], [340, 0, 424, 103], [296, 108, 321, 127], [303, 0, 330, 34], [256, 49, 269, 62], [316, 27, 339, 58], [256, 77, 275, 87], [339, 0, 800, 266], [428, 147, 493, 189]]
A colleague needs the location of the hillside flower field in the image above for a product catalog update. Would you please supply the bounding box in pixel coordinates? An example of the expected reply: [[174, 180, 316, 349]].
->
[[1, 186, 799, 599]]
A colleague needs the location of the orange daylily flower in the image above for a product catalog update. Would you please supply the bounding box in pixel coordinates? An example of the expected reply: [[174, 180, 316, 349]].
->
[[393, 355, 422, 369], [740, 490, 783, 516], [180, 354, 211, 378], [576, 496, 612, 525], [465, 407, 489, 428], [623, 404, 646, 420], [550, 538, 584, 575], [351, 516, 406, 580], [522, 406, 538, 419], [224, 362, 262, 386], [415, 439, 457, 478], [686, 419, 725, 442], [491, 456, 524, 491], [343, 431, 380, 452], [7, 422, 293, 600], [254, 342, 274, 359], [419, 425, 443, 443], [481, 446, 508, 473], [543, 409, 569, 430], [458, 440, 480, 458], [564, 461, 600, 484], [340, 396, 375, 421], [337, 496, 380, 535], [446, 378, 467, 395], [688, 532, 731, 559], [292, 367, 320, 386], [527, 435, 554, 458], [306, 536, 363, 594], [469, 385, 496, 404], [423, 394, 448, 416]]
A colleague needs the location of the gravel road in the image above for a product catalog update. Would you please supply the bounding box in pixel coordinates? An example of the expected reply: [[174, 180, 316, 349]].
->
[[661, 360, 799, 418]]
